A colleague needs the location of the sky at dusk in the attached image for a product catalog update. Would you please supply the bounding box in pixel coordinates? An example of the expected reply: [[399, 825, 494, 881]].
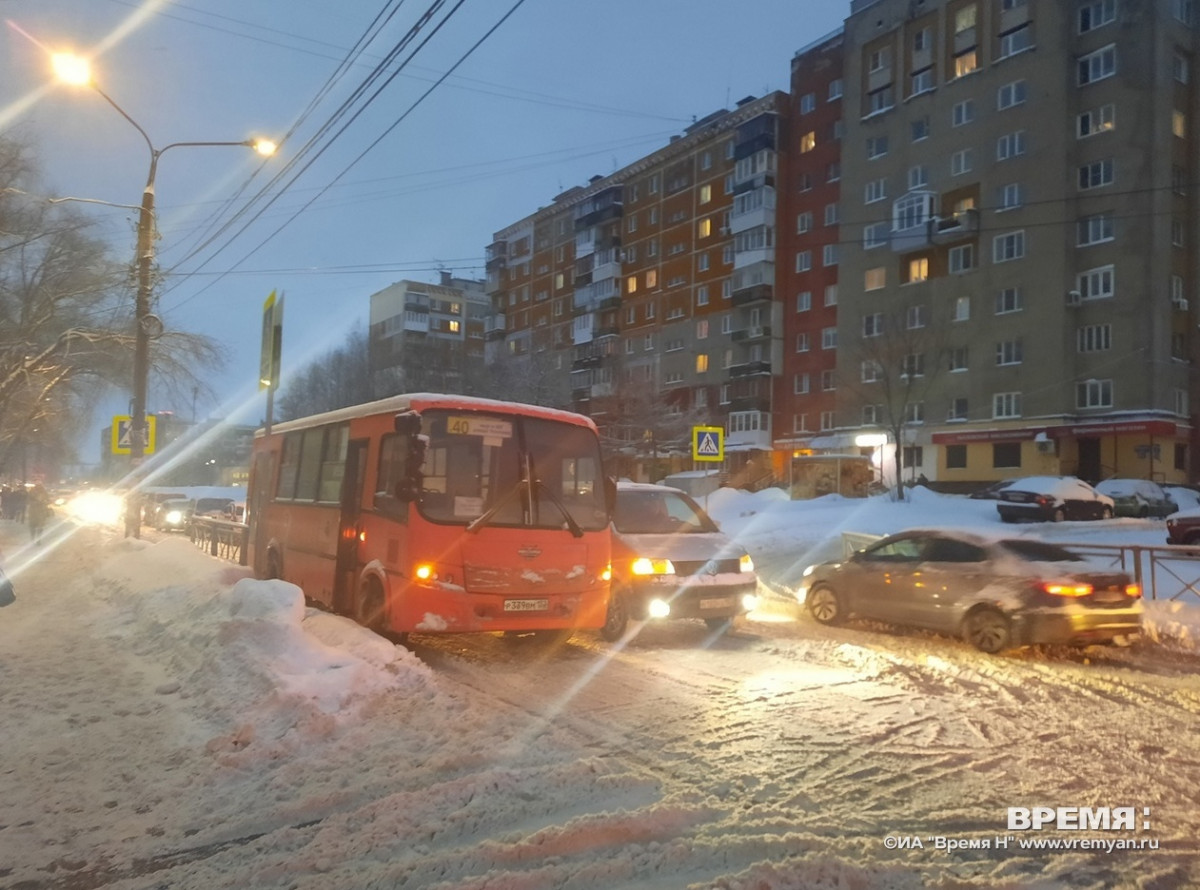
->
[[0, 0, 849, 464]]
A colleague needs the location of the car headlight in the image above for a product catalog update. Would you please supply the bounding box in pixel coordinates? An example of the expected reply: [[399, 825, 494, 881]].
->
[[631, 557, 675, 576], [165, 509, 184, 524], [739, 553, 755, 573], [802, 564, 816, 577]]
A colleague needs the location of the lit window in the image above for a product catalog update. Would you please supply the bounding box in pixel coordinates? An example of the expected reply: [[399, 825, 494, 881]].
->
[[699, 184, 711, 204], [800, 131, 817, 152], [865, 267, 886, 290], [698, 218, 712, 238], [696, 354, 709, 373]]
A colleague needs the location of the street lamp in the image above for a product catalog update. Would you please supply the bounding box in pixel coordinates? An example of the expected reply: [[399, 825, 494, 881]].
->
[[52, 53, 275, 538]]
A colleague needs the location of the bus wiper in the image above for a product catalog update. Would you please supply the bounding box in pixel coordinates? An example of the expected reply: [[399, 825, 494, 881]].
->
[[465, 480, 525, 534], [533, 479, 584, 538]]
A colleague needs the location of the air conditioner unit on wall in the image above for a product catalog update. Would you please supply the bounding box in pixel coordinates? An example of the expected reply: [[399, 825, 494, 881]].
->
[[1036, 439, 1058, 455], [1173, 295, 1190, 311], [1066, 290, 1082, 307]]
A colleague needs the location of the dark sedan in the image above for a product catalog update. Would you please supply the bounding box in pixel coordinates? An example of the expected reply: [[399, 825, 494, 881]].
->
[[798, 529, 1142, 652], [995, 476, 1114, 523]]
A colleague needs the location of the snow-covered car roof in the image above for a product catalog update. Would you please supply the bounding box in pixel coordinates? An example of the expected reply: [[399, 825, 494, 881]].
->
[[1095, 479, 1165, 496], [1004, 476, 1109, 500]]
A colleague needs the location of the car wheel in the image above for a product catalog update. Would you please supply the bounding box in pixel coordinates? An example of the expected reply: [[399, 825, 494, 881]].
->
[[265, 549, 283, 580], [807, 585, 843, 625], [963, 607, 1011, 653], [600, 594, 630, 642], [1101, 506, 1113, 520], [1052, 507, 1066, 522]]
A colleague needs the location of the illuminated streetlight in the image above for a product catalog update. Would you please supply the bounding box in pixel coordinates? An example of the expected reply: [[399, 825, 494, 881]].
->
[[53, 52, 275, 538]]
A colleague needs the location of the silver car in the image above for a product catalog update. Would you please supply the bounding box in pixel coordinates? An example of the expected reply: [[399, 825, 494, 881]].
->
[[798, 529, 1143, 652]]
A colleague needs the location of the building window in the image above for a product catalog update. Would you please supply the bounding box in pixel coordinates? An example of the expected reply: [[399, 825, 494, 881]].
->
[[829, 78, 843, 100], [952, 99, 975, 126], [954, 296, 971, 321], [993, 231, 1026, 262], [865, 178, 887, 203], [1079, 159, 1114, 190], [907, 257, 929, 283], [868, 86, 895, 114], [911, 116, 930, 141], [1175, 52, 1190, 84], [796, 291, 812, 312], [1077, 323, 1112, 352], [1175, 110, 1187, 138], [822, 327, 838, 349], [995, 339, 1024, 365], [1078, 265, 1115, 300], [901, 353, 926, 377], [946, 444, 968, 467], [997, 80, 1027, 109], [894, 191, 934, 230], [907, 304, 927, 328], [1078, 104, 1115, 138], [863, 312, 884, 337], [794, 373, 810, 394], [796, 332, 811, 352], [1077, 214, 1114, 246], [954, 49, 978, 78], [996, 130, 1027, 160], [820, 411, 835, 430], [955, 5, 977, 32], [864, 222, 889, 249], [800, 92, 816, 113], [1079, 0, 1117, 33], [951, 149, 973, 175], [949, 347, 969, 371], [865, 267, 887, 290], [696, 285, 709, 306], [999, 24, 1032, 58], [1076, 379, 1114, 408], [823, 244, 839, 267], [862, 360, 882, 383], [825, 284, 838, 306], [697, 318, 709, 338], [908, 165, 929, 190], [800, 131, 817, 152], [797, 211, 813, 233], [949, 244, 975, 273], [911, 67, 934, 95], [993, 442, 1022, 469], [821, 372, 836, 392], [862, 405, 882, 425], [998, 182, 1023, 210], [867, 135, 889, 158], [696, 354, 709, 373], [1078, 45, 1117, 85], [995, 287, 1022, 314], [796, 251, 813, 272], [825, 203, 839, 225], [993, 392, 1022, 419]]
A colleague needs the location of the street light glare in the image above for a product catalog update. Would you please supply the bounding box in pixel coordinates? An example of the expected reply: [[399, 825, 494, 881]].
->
[[51, 52, 91, 86], [252, 138, 277, 157]]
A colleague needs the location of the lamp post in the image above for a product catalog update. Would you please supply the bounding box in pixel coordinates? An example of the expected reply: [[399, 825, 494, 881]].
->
[[52, 53, 274, 537]]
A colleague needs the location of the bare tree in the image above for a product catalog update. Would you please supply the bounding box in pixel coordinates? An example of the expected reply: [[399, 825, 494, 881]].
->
[[1, 134, 225, 481], [841, 305, 952, 499], [277, 326, 402, 420]]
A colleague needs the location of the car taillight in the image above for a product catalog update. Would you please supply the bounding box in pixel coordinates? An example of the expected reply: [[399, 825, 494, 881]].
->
[[1124, 583, 1142, 598], [1041, 581, 1093, 597], [1035, 495, 1053, 507]]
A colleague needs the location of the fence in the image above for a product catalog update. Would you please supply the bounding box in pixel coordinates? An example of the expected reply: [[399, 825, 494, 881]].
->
[[190, 517, 249, 566], [840, 533, 1200, 602]]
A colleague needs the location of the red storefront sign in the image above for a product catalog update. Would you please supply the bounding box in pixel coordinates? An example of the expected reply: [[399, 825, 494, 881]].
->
[[933, 420, 1179, 446]]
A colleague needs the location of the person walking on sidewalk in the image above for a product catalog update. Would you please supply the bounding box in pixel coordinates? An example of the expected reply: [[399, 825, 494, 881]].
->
[[27, 484, 51, 545]]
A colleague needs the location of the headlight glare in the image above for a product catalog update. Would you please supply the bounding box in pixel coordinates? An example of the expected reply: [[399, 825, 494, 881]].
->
[[632, 557, 675, 576]]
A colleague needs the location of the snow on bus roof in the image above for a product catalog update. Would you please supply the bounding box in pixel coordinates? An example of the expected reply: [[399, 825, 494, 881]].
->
[[256, 393, 598, 437]]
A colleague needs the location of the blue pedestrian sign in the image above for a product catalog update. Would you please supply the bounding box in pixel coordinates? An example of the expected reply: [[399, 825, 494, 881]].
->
[[692, 425, 724, 462]]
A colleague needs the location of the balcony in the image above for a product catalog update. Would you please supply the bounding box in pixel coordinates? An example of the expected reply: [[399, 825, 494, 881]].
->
[[485, 240, 507, 272], [931, 208, 980, 244], [731, 284, 774, 307], [732, 325, 772, 342], [727, 360, 772, 379], [729, 396, 771, 414], [574, 202, 623, 231]]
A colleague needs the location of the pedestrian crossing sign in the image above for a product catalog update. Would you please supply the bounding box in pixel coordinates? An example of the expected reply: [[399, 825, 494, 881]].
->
[[111, 415, 157, 456], [692, 425, 724, 462]]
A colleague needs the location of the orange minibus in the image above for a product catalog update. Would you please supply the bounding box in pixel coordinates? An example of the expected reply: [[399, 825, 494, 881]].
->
[[246, 393, 612, 641]]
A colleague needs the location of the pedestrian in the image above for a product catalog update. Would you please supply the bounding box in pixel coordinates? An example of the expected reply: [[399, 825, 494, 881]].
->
[[27, 484, 51, 544]]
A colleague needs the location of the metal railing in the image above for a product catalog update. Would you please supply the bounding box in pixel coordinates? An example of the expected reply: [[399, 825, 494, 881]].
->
[[190, 517, 249, 566]]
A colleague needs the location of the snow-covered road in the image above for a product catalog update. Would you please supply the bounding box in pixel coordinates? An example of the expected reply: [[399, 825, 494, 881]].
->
[[2, 492, 1199, 889]]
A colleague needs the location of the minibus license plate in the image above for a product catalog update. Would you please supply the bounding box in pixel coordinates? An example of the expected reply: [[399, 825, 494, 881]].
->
[[700, 597, 734, 610], [504, 598, 549, 612]]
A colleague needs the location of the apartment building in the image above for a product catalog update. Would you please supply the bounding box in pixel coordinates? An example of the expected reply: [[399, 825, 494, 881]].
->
[[824, 0, 1197, 485], [368, 272, 490, 394], [485, 94, 789, 476]]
